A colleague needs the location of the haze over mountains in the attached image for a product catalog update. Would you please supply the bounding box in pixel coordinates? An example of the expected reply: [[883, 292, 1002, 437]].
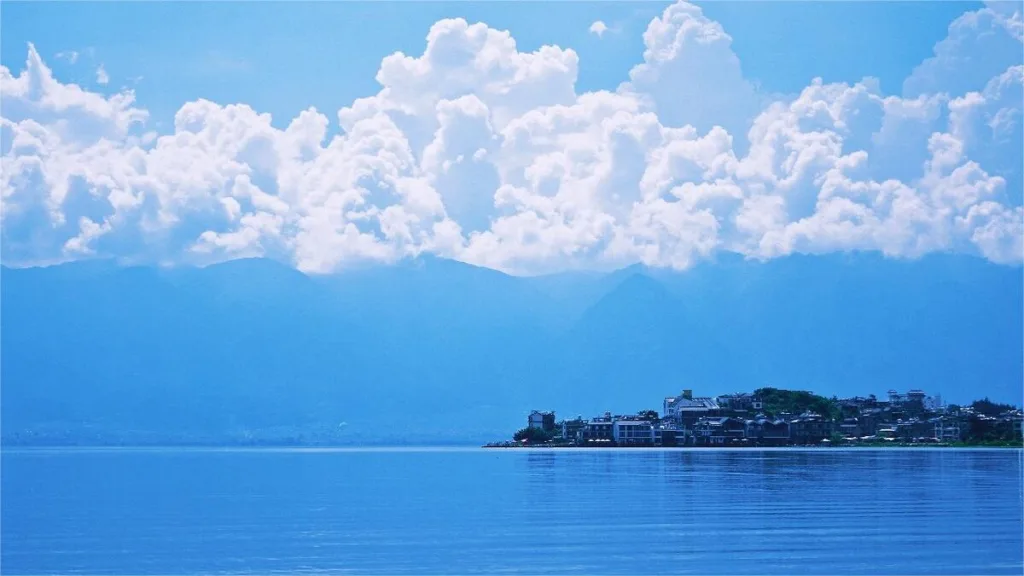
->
[[2, 253, 1021, 444]]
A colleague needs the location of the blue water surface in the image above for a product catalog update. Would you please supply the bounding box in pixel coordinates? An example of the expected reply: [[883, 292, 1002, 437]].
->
[[2, 447, 1022, 575]]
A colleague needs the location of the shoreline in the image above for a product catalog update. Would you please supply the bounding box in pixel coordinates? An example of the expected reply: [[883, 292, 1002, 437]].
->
[[3, 442, 1020, 450], [482, 442, 1024, 449]]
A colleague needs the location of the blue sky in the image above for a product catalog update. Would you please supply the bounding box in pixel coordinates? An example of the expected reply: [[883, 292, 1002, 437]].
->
[[1, 1, 1021, 274]]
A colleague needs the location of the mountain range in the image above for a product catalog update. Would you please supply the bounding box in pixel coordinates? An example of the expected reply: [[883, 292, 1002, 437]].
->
[[2, 252, 1021, 444]]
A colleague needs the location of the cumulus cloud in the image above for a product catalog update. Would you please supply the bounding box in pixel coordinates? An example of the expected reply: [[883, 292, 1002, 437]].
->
[[1, 2, 1022, 274], [95, 64, 109, 85], [589, 21, 609, 37]]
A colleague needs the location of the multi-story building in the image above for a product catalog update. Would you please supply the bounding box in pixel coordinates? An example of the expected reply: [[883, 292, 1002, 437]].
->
[[789, 412, 833, 444], [717, 393, 763, 413], [894, 418, 935, 441], [654, 423, 681, 447], [694, 417, 746, 445], [884, 389, 937, 416], [580, 412, 614, 444], [560, 417, 587, 442], [664, 390, 721, 428], [837, 417, 863, 438], [613, 420, 655, 446], [924, 394, 944, 412], [933, 417, 962, 442], [528, 410, 556, 432], [904, 390, 927, 416], [839, 396, 879, 417], [744, 417, 790, 445]]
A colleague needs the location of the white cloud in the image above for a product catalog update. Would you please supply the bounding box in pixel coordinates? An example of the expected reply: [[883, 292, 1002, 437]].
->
[[620, 2, 764, 141], [903, 2, 1022, 98], [589, 21, 609, 37], [1, 2, 1022, 274], [55, 50, 79, 65], [95, 64, 109, 85]]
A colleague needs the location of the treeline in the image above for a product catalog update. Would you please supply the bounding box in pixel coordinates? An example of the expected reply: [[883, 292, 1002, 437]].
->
[[754, 388, 842, 420]]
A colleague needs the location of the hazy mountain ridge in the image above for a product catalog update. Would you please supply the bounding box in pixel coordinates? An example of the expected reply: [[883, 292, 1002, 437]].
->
[[2, 253, 1020, 444]]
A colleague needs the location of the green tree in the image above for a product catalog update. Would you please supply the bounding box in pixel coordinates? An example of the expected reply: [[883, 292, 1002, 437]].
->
[[637, 410, 660, 422], [754, 387, 840, 420], [971, 398, 1016, 417], [513, 427, 554, 444]]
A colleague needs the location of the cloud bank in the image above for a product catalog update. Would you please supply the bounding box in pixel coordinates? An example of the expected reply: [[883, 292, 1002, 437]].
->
[[2, 1, 1021, 274]]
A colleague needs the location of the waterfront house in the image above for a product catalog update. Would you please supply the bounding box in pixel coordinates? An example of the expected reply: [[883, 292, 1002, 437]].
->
[[745, 416, 790, 445], [529, 410, 556, 432], [560, 417, 587, 442], [694, 417, 746, 446], [789, 412, 833, 444], [694, 417, 726, 445], [664, 391, 721, 428], [838, 417, 862, 438], [654, 423, 681, 447], [613, 420, 655, 446], [580, 413, 614, 445]]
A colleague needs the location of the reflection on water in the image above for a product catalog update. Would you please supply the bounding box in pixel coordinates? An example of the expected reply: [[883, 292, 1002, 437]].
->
[[2, 448, 1022, 575]]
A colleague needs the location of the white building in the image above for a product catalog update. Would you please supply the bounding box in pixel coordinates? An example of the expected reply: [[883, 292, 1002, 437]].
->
[[612, 420, 655, 445], [528, 410, 555, 431], [663, 390, 721, 425]]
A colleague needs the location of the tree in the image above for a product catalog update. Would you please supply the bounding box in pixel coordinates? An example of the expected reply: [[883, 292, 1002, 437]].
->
[[971, 398, 1015, 417], [513, 427, 554, 444], [754, 387, 841, 420], [637, 410, 660, 422]]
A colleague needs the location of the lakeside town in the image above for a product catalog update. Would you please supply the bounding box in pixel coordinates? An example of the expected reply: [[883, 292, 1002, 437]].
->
[[487, 388, 1024, 448]]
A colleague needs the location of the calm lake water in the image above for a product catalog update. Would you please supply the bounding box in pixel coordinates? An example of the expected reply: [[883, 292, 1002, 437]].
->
[[2, 447, 1022, 575]]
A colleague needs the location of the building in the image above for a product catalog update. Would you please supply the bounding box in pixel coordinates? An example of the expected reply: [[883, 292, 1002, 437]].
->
[[613, 420, 655, 446], [654, 424, 681, 447], [694, 417, 746, 445], [663, 389, 692, 418], [664, 391, 721, 428], [839, 396, 879, 417], [789, 412, 833, 444], [904, 390, 927, 415], [528, 410, 556, 432], [560, 417, 587, 442], [924, 394, 944, 412], [894, 418, 935, 441], [995, 412, 1023, 441], [933, 417, 962, 442], [580, 413, 614, 445], [884, 389, 938, 416], [745, 416, 790, 445], [837, 417, 862, 438], [717, 393, 763, 413]]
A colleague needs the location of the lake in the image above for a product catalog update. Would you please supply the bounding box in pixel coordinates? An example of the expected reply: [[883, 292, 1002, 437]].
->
[[2, 447, 1022, 575]]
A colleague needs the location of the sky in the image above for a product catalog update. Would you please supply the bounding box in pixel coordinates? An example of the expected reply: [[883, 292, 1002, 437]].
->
[[1, 1, 1022, 275]]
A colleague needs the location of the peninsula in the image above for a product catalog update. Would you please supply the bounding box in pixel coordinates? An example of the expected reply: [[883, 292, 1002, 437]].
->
[[488, 388, 1024, 448]]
